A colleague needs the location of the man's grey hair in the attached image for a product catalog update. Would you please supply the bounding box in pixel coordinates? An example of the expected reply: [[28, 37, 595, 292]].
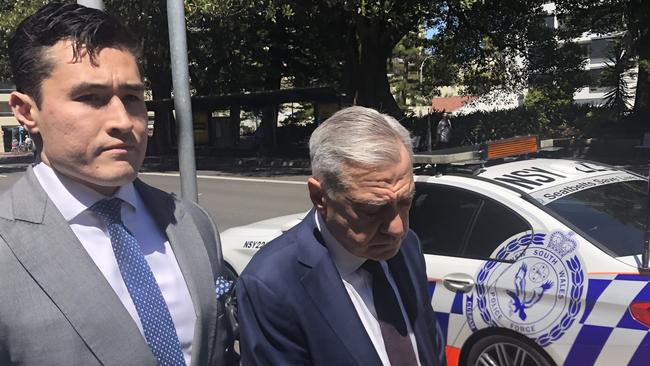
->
[[309, 106, 413, 196]]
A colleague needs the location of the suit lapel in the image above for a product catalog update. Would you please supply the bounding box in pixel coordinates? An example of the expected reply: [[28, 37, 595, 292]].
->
[[135, 180, 217, 366], [0, 169, 156, 365], [296, 212, 382, 366]]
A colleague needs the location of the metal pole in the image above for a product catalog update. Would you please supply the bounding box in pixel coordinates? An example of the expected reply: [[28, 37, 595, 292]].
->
[[419, 55, 433, 85], [642, 166, 650, 271], [419, 56, 434, 151], [77, 0, 104, 10], [427, 109, 432, 151], [167, 0, 198, 202]]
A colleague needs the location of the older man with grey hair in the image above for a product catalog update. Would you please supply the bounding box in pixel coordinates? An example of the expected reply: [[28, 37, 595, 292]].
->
[[237, 106, 446, 366]]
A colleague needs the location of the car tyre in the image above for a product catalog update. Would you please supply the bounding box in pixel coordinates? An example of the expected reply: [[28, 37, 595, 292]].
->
[[466, 334, 554, 366]]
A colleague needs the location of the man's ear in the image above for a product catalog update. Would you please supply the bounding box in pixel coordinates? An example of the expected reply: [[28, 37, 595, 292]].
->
[[307, 177, 326, 213], [9, 91, 40, 135]]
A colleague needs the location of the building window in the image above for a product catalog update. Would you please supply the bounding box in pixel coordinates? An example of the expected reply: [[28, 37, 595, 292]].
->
[[544, 15, 555, 29], [590, 38, 610, 62], [579, 43, 591, 61], [589, 68, 613, 92]]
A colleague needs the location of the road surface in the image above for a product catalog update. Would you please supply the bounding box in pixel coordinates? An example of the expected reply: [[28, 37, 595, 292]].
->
[[0, 169, 312, 230]]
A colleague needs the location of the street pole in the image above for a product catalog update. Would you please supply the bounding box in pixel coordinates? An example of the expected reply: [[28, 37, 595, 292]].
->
[[419, 56, 434, 151], [427, 108, 432, 151], [419, 55, 434, 85], [167, 0, 198, 203], [77, 0, 104, 10]]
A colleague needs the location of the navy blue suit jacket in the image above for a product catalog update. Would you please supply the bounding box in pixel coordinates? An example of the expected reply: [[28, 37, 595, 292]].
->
[[237, 209, 446, 365]]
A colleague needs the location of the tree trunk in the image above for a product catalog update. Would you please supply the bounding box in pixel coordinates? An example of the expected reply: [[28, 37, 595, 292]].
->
[[141, 0, 173, 156], [633, 40, 650, 113], [230, 104, 241, 145], [631, 0, 650, 114], [340, 18, 360, 106], [353, 16, 404, 119], [633, 60, 649, 113], [148, 69, 173, 156], [260, 60, 282, 156], [261, 105, 277, 156]]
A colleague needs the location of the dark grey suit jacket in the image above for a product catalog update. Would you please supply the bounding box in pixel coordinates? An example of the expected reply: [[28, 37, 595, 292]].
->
[[0, 167, 233, 365]]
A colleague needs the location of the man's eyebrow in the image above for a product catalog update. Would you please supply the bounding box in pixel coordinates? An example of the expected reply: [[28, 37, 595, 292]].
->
[[121, 83, 146, 92], [351, 190, 415, 207], [350, 198, 388, 207], [68, 82, 145, 96]]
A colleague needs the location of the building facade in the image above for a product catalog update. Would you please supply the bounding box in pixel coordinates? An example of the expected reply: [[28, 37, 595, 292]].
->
[[542, 2, 638, 107]]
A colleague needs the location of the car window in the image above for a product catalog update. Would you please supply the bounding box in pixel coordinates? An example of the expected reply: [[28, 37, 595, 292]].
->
[[410, 183, 480, 256], [544, 179, 647, 257], [464, 199, 531, 258], [410, 182, 531, 259]]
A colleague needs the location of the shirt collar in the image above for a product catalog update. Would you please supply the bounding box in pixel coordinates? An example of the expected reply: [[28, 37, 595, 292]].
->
[[33, 162, 138, 222], [314, 210, 366, 276]]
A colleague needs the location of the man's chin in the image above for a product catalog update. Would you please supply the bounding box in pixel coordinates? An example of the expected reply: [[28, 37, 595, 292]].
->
[[79, 168, 139, 195], [368, 243, 401, 261]]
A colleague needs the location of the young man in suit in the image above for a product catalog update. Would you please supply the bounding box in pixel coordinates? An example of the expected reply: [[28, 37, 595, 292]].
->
[[1, 3, 234, 365], [238, 106, 446, 365]]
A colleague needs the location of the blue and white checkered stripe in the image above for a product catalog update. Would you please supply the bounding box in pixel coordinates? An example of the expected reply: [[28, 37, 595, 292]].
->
[[429, 281, 467, 348], [429, 274, 650, 365], [561, 274, 650, 366]]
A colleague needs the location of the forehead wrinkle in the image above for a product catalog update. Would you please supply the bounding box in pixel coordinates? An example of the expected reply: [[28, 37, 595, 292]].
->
[[395, 180, 415, 200], [348, 178, 414, 206]]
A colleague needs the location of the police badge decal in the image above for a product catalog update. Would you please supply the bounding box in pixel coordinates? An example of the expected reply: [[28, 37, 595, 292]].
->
[[466, 231, 585, 347]]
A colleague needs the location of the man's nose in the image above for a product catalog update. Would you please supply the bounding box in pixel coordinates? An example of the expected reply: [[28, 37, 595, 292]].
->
[[380, 209, 406, 238], [106, 96, 133, 132]]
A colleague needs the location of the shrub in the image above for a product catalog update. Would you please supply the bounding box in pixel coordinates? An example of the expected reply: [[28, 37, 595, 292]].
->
[[400, 103, 631, 148]]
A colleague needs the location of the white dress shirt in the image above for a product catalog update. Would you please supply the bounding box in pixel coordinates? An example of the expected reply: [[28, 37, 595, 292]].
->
[[315, 211, 421, 365], [33, 163, 196, 365]]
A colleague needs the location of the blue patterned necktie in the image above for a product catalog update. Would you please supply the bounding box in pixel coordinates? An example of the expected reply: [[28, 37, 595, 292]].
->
[[91, 198, 186, 366]]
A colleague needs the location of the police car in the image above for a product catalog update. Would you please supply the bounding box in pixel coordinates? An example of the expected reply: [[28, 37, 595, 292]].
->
[[221, 136, 650, 366]]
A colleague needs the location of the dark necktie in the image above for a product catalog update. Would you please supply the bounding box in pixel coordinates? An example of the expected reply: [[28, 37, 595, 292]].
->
[[363, 260, 419, 366], [92, 198, 186, 366]]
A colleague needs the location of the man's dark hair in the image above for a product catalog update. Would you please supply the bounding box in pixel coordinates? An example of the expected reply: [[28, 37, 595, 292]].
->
[[9, 2, 141, 106]]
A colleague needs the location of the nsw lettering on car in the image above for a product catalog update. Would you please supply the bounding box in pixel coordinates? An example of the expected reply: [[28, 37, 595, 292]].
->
[[492, 162, 617, 191]]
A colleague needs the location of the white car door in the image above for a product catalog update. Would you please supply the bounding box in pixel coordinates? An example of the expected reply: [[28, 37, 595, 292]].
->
[[410, 178, 546, 354]]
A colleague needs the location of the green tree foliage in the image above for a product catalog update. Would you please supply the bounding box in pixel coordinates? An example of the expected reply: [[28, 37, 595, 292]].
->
[[389, 30, 459, 113], [437, 0, 586, 98], [184, 0, 347, 94], [555, 0, 650, 113], [1, 0, 630, 126], [598, 40, 636, 115], [246, 0, 446, 118], [389, 31, 431, 111], [0, 0, 45, 84], [326, 0, 444, 118]]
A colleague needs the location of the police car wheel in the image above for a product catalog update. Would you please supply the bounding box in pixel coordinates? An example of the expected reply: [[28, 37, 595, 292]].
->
[[466, 334, 553, 366]]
